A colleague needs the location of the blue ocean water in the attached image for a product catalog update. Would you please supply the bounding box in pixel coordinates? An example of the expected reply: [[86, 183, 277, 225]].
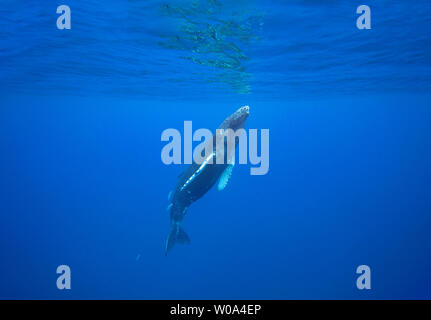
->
[[1, 0, 431, 299]]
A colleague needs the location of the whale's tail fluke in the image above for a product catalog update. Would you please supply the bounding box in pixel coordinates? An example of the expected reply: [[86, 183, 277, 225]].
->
[[165, 224, 190, 255]]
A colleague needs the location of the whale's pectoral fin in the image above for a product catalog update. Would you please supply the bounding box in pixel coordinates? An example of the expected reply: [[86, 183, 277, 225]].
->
[[166, 203, 172, 213], [165, 225, 190, 255], [217, 164, 234, 191]]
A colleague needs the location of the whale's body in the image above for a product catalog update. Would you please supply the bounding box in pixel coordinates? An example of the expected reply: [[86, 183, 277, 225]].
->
[[165, 106, 250, 255]]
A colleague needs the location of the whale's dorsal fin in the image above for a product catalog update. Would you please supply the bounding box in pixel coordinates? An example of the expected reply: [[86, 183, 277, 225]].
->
[[217, 164, 234, 191]]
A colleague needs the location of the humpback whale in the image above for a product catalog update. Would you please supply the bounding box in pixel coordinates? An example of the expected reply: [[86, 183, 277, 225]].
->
[[165, 106, 250, 255]]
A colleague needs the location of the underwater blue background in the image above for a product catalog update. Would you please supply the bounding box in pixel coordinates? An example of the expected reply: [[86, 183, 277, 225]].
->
[[1, 0, 431, 299]]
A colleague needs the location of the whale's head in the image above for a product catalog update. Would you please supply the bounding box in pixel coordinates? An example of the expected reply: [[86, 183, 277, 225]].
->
[[219, 105, 250, 131]]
